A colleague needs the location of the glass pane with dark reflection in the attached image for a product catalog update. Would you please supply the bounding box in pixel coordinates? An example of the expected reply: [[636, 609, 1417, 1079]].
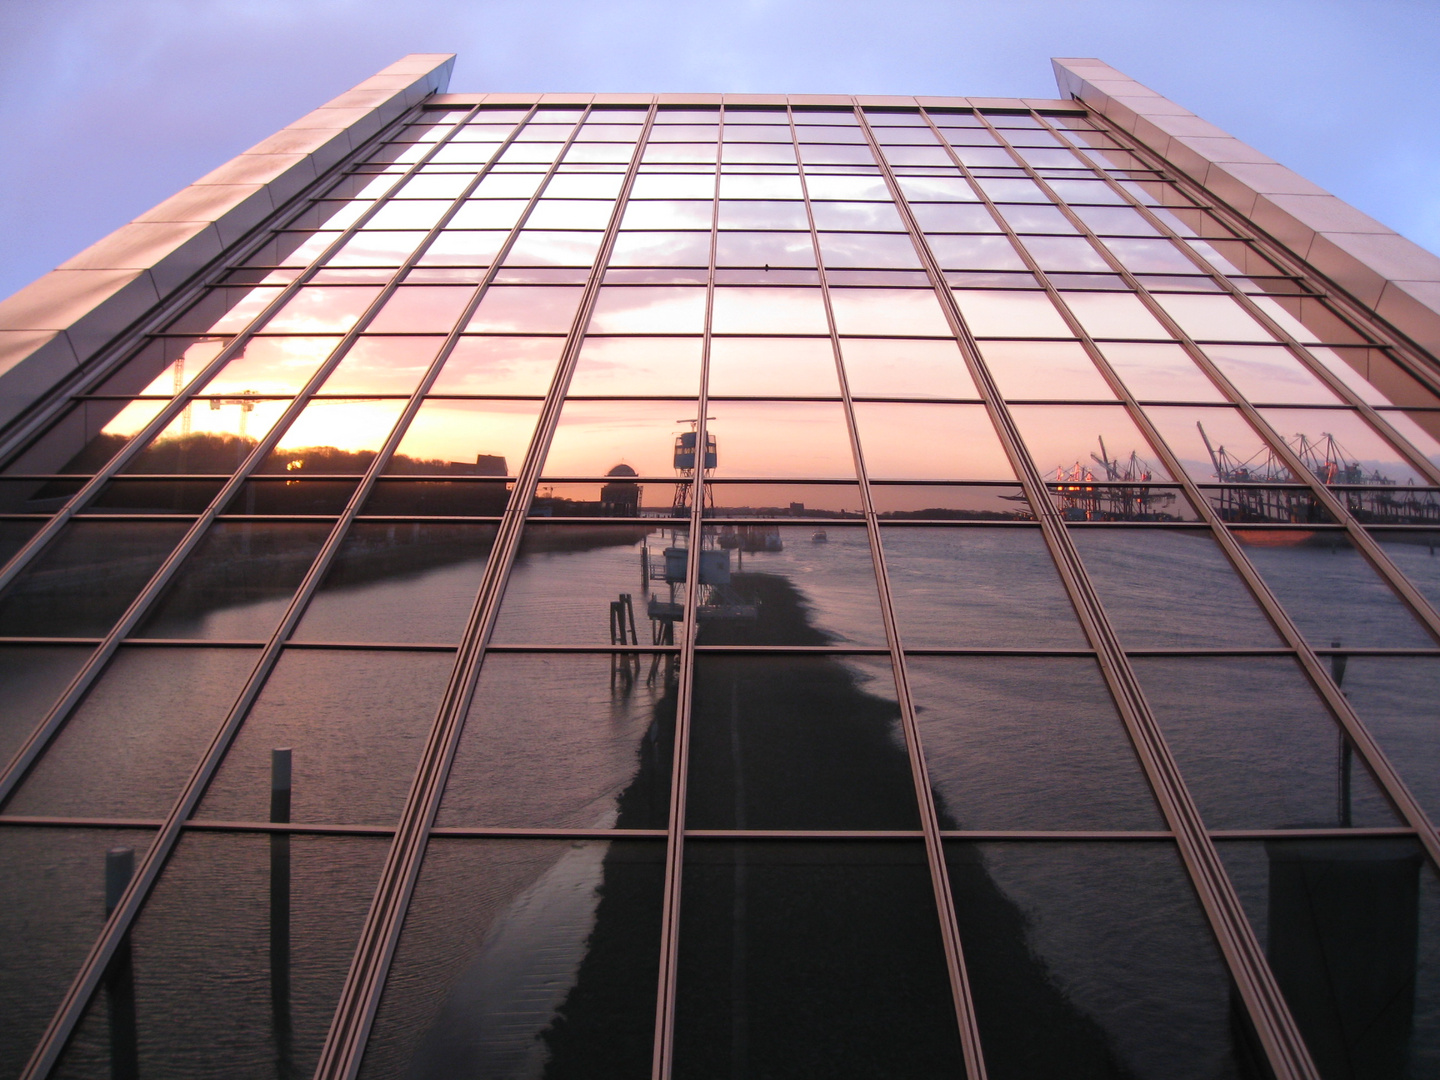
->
[[1134, 657, 1397, 830], [673, 841, 964, 1079], [4, 647, 260, 819], [883, 525, 1084, 647], [0, 644, 91, 764], [533, 478, 685, 517], [3, 399, 168, 476], [493, 523, 688, 646], [362, 478, 511, 516], [1372, 532, 1440, 614], [196, 648, 455, 826], [909, 657, 1161, 829], [358, 839, 663, 1080], [1340, 657, 1440, 823], [0, 478, 83, 514], [692, 524, 885, 646], [0, 520, 190, 638], [292, 522, 496, 644], [136, 522, 332, 640], [1070, 527, 1281, 648], [687, 655, 917, 830], [88, 478, 226, 514], [948, 841, 1262, 1080], [1233, 531, 1433, 649], [223, 477, 358, 515], [439, 652, 675, 829], [0, 827, 154, 1079], [1217, 838, 1440, 1080], [50, 832, 385, 1080]]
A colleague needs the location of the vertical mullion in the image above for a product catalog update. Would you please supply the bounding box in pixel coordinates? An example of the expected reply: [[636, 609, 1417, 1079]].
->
[[0, 101, 478, 595], [862, 106, 1321, 1080], [652, 100, 721, 1080], [945, 111, 1440, 878], [312, 98, 671, 1080], [0, 104, 538, 812], [977, 113, 1440, 648], [790, 103, 985, 1079]]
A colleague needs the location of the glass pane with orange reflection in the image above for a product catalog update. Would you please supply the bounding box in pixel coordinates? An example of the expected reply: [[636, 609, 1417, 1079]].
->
[[365, 286, 474, 333], [430, 336, 564, 396], [706, 482, 863, 517], [544, 400, 698, 477], [255, 399, 407, 474], [706, 402, 855, 478], [385, 400, 541, 476], [569, 337, 703, 396], [852, 403, 1013, 480], [1010, 405, 1171, 485], [317, 337, 444, 396], [979, 341, 1115, 401], [199, 337, 341, 397], [839, 339, 977, 400], [120, 398, 292, 475]]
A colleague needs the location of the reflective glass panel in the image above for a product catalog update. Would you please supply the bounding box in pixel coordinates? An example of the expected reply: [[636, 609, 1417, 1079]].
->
[[692, 524, 885, 646], [1233, 531, 1434, 649], [196, 648, 455, 825], [1011, 404, 1171, 482], [853, 403, 1013, 480], [438, 652, 675, 829], [980, 340, 1116, 400], [5, 647, 259, 818], [492, 524, 688, 646], [359, 839, 663, 1080], [910, 658, 1159, 829], [673, 842, 963, 1078], [1134, 657, 1397, 829], [0, 645, 91, 764], [293, 523, 497, 644], [569, 336, 703, 396], [949, 841, 1258, 1079], [1098, 342, 1225, 402], [1069, 528, 1282, 648], [387, 400, 541, 476], [430, 336, 564, 395], [840, 338, 978, 399], [687, 656, 917, 829], [883, 526, 1085, 647], [707, 337, 840, 397]]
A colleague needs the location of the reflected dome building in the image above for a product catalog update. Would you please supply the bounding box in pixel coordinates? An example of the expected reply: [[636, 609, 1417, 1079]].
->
[[4, 53, 1440, 1080]]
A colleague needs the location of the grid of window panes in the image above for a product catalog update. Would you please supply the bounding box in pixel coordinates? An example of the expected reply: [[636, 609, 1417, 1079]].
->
[[2, 96, 1440, 1080]]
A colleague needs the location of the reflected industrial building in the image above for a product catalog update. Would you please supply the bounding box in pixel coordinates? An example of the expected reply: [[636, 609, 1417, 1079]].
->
[[3, 53, 1440, 1080]]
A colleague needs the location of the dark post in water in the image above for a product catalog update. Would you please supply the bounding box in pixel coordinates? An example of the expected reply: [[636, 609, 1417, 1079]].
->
[[104, 847, 138, 1080], [271, 748, 293, 1072]]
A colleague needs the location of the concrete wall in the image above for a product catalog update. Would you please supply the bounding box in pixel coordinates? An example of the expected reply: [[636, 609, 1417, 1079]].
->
[[0, 54, 455, 430], [1053, 58, 1440, 366]]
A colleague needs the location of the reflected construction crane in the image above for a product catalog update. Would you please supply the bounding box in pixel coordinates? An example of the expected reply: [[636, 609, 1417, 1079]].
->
[[1049, 436, 1176, 521], [1197, 421, 1439, 524]]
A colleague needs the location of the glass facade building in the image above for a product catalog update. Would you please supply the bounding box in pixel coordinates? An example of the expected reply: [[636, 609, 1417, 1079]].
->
[[3, 54, 1440, 1080]]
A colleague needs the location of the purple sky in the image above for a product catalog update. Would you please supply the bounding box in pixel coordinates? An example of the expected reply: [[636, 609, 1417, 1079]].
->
[[2, 0, 1437, 301]]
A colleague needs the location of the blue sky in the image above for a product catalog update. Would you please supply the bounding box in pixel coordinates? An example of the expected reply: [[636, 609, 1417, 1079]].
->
[[1, 0, 1437, 300]]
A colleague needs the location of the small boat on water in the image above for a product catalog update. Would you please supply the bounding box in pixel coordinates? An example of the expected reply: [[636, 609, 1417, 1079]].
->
[[812, 529, 828, 543]]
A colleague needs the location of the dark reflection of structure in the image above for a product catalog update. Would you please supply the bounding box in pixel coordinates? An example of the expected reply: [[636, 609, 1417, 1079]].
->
[[1264, 839, 1421, 1080], [599, 464, 641, 515], [1200, 423, 1440, 525], [539, 570, 1181, 1078]]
